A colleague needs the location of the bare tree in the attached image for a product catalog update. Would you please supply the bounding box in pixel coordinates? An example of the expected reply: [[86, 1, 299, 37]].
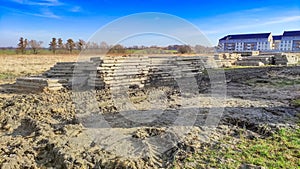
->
[[194, 45, 214, 53], [28, 40, 43, 54], [49, 38, 57, 54], [24, 38, 28, 51], [91, 42, 99, 49], [17, 37, 28, 54], [85, 42, 91, 49], [99, 41, 109, 50], [108, 44, 125, 54], [177, 45, 192, 54], [66, 39, 75, 53], [57, 38, 64, 51], [77, 39, 86, 51]]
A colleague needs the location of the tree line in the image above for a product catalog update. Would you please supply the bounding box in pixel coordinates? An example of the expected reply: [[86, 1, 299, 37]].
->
[[16, 37, 214, 54], [16, 37, 93, 54], [17, 37, 43, 54]]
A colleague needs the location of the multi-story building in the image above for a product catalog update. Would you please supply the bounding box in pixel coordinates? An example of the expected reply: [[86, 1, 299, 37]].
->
[[279, 31, 300, 51], [272, 35, 282, 51], [218, 33, 273, 52], [218, 30, 300, 52]]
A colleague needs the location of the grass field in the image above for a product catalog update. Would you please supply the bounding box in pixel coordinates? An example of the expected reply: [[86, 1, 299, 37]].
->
[[0, 48, 178, 55], [0, 54, 78, 84], [0, 48, 81, 55], [178, 128, 300, 168]]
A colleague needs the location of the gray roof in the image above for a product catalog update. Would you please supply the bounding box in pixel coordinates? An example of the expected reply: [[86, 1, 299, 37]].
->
[[220, 33, 271, 41], [283, 30, 300, 37], [273, 35, 282, 40]]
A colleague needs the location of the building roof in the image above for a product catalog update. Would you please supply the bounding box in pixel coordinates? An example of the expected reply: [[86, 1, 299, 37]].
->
[[273, 35, 282, 40], [283, 30, 300, 37], [220, 33, 271, 41]]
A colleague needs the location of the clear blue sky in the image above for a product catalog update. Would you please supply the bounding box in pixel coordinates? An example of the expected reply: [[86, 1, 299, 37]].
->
[[0, 0, 300, 47]]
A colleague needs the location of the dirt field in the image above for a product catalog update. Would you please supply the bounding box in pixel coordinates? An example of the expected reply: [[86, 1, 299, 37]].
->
[[0, 55, 299, 168]]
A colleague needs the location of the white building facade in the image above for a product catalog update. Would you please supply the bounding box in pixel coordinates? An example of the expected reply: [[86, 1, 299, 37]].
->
[[218, 33, 273, 52], [218, 30, 300, 52], [279, 31, 300, 52]]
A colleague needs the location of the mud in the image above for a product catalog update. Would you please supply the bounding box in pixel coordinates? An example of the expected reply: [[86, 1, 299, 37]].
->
[[0, 67, 299, 168]]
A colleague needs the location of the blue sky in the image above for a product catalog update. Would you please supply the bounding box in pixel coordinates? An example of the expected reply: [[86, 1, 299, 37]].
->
[[0, 0, 300, 47]]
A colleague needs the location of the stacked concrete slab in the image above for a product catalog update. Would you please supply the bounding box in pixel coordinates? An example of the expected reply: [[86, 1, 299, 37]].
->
[[88, 55, 149, 90], [236, 55, 274, 66], [147, 56, 205, 87], [11, 77, 67, 92], [44, 62, 97, 81], [12, 61, 98, 92], [70, 62, 98, 88], [44, 61, 99, 88], [10, 55, 210, 93], [43, 62, 76, 80], [11, 62, 76, 92], [214, 53, 240, 67]]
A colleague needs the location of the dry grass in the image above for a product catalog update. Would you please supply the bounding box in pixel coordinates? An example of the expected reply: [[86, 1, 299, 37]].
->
[[0, 54, 78, 84]]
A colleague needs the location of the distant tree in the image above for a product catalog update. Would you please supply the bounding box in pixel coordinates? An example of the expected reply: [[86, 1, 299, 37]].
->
[[28, 40, 43, 54], [91, 42, 99, 49], [150, 45, 158, 48], [168, 45, 180, 50], [16, 37, 23, 54], [24, 39, 28, 50], [177, 45, 192, 54], [57, 38, 64, 50], [86, 42, 99, 49], [85, 42, 90, 49], [140, 45, 147, 49], [17, 37, 28, 54], [66, 38, 75, 53], [85, 42, 89, 49], [108, 44, 125, 54], [132, 45, 138, 49], [194, 45, 214, 53], [99, 41, 109, 50], [77, 39, 86, 51], [49, 38, 57, 54]]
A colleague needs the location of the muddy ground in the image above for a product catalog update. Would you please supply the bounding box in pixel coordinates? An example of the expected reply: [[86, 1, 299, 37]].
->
[[0, 66, 299, 168]]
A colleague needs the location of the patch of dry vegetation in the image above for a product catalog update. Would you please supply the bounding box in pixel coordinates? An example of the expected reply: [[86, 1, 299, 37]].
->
[[0, 54, 78, 84]]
